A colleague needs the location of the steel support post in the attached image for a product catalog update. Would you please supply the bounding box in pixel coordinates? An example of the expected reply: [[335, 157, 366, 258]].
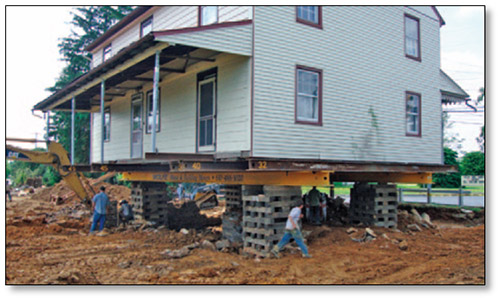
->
[[45, 111, 50, 141], [71, 96, 75, 165], [427, 184, 432, 204], [100, 80, 105, 163], [151, 50, 160, 153]]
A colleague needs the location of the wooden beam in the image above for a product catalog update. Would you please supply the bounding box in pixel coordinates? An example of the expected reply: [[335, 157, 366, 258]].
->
[[131, 77, 154, 82], [160, 67, 185, 73], [160, 54, 215, 62]]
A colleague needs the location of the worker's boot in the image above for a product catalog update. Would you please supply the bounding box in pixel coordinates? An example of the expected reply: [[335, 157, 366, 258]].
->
[[302, 253, 312, 258], [270, 245, 280, 258]]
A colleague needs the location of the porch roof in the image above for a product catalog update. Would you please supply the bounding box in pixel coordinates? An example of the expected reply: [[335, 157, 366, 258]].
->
[[33, 35, 219, 112], [440, 69, 470, 104]]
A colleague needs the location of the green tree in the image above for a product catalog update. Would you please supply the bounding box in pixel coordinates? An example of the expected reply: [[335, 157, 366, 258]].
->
[[460, 151, 485, 175], [433, 147, 461, 188], [475, 87, 485, 153], [47, 6, 134, 164]]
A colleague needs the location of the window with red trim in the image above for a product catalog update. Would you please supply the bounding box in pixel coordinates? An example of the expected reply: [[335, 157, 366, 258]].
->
[[296, 6, 322, 29], [404, 14, 421, 61], [296, 66, 322, 125], [141, 16, 153, 37]]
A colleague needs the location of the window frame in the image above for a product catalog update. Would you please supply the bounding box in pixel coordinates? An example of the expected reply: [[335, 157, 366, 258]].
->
[[295, 65, 323, 126], [145, 89, 161, 134], [404, 13, 421, 62], [104, 107, 111, 142], [199, 6, 219, 26], [405, 91, 422, 137], [103, 44, 112, 62], [140, 16, 153, 38], [296, 6, 322, 29]]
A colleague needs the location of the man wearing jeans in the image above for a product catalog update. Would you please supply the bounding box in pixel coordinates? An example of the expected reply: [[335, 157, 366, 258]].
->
[[90, 186, 109, 234], [271, 201, 311, 258]]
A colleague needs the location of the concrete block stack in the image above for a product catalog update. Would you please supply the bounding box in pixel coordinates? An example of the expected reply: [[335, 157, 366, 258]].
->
[[220, 185, 243, 243], [349, 183, 398, 228], [242, 185, 302, 257], [104, 200, 118, 228], [130, 182, 169, 226]]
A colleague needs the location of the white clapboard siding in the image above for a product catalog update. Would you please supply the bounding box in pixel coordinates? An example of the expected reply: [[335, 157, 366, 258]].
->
[[155, 23, 253, 56], [90, 6, 252, 69], [91, 96, 132, 163], [91, 53, 251, 162], [252, 6, 443, 164]]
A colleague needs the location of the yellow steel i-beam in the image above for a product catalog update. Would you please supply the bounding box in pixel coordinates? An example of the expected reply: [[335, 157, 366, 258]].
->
[[120, 171, 332, 186]]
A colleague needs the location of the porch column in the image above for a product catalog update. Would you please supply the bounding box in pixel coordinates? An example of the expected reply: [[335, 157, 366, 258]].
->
[[71, 96, 75, 165], [151, 50, 160, 153], [100, 80, 105, 163]]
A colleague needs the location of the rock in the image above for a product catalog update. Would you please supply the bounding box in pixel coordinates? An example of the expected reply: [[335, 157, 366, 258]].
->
[[185, 242, 200, 250], [231, 261, 240, 267], [162, 247, 190, 259], [346, 227, 358, 234], [215, 240, 230, 250], [411, 208, 422, 222], [399, 240, 408, 250], [118, 261, 132, 269], [180, 228, 189, 235], [381, 233, 390, 240], [201, 240, 216, 251], [399, 210, 409, 216], [421, 213, 432, 224], [461, 209, 473, 214], [452, 213, 468, 220], [407, 224, 422, 232], [365, 228, 377, 237]]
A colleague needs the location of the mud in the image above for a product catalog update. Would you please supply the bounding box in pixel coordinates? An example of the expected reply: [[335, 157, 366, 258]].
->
[[6, 195, 484, 285]]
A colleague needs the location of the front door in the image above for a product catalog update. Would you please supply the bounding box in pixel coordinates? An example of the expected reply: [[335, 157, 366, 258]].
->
[[131, 94, 143, 159], [198, 77, 216, 152]]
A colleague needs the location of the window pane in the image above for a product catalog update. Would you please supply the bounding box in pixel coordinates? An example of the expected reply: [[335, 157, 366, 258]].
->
[[201, 6, 217, 25], [406, 93, 420, 134], [297, 6, 319, 24], [206, 119, 213, 146], [141, 20, 152, 36], [297, 95, 318, 121], [298, 70, 318, 96], [405, 17, 419, 57], [200, 82, 214, 117], [200, 120, 206, 146]]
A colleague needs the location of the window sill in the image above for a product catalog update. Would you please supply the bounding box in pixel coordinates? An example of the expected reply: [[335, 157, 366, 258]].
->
[[296, 18, 322, 29], [295, 120, 323, 127], [405, 132, 421, 137], [405, 54, 421, 62]]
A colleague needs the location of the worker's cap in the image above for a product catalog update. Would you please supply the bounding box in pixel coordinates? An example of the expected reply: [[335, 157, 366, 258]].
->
[[100, 186, 106, 191], [120, 199, 128, 204]]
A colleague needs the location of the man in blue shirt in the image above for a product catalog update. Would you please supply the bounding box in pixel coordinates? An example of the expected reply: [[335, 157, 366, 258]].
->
[[90, 186, 109, 233]]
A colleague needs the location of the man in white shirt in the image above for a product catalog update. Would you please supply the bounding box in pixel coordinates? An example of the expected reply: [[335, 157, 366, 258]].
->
[[271, 201, 311, 258]]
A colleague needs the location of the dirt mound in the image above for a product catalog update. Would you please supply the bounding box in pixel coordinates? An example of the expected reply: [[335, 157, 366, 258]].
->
[[31, 179, 131, 205]]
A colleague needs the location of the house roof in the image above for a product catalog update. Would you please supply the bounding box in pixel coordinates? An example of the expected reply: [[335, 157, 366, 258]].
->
[[431, 6, 446, 26], [440, 69, 470, 104], [85, 6, 154, 52]]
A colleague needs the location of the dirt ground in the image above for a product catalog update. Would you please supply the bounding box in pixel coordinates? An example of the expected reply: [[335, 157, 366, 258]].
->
[[5, 195, 484, 285]]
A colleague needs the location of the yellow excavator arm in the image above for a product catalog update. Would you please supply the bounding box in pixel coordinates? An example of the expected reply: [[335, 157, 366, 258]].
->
[[6, 139, 92, 203]]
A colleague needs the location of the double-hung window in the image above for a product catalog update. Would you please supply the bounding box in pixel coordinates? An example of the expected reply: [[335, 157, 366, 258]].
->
[[104, 107, 111, 142], [141, 16, 153, 37], [146, 89, 161, 134], [296, 6, 322, 28], [406, 92, 421, 136], [296, 66, 322, 125], [103, 44, 112, 62], [200, 6, 218, 26], [404, 14, 421, 61]]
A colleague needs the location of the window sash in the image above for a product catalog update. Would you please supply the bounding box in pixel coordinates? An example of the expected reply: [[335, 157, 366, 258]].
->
[[103, 44, 112, 62], [406, 93, 421, 135], [146, 90, 160, 134], [141, 17, 153, 37], [201, 6, 218, 26], [405, 15, 420, 58], [296, 68, 321, 124], [297, 6, 319, 24]]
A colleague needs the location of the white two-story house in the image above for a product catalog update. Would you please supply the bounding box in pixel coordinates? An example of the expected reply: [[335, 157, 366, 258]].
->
[[34, 6, 469, 166]]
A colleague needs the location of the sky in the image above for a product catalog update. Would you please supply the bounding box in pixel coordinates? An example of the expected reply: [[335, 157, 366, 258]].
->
[[3, 5, 486, 154]]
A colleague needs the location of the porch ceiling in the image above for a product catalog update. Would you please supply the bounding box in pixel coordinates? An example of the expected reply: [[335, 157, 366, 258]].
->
[[33, 34, 219, 112]]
